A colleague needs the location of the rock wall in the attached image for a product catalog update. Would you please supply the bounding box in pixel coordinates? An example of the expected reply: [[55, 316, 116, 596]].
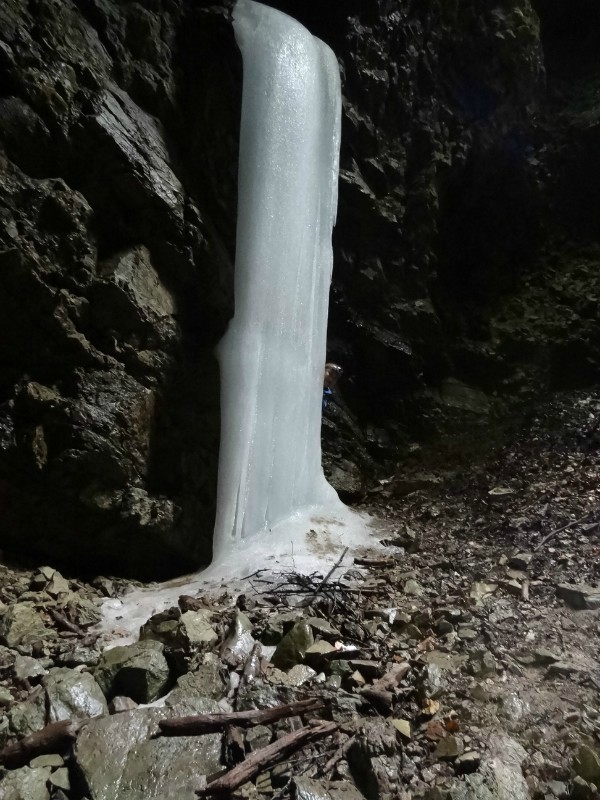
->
[[1, 0, 599, 576]]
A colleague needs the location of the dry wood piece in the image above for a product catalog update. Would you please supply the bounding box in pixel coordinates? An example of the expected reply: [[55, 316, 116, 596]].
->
[[159, 698, 326, 737], [196, 720, 338, 796], [47, 607, 86, 636], [353, 557, 394, 568], [0, 719, 83, 769]]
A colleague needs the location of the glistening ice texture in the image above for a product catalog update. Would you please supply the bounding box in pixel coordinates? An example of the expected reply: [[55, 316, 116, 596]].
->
[[212, 0, 344, 562]]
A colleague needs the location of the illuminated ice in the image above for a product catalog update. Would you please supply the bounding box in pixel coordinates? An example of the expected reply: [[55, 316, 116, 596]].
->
[[211, 0, 347, 567]]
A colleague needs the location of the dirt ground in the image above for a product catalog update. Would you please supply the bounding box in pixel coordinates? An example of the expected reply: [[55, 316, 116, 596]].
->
[[1, 390, 600, 799]]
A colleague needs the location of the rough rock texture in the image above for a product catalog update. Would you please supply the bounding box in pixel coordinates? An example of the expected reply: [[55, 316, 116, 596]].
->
[[1, 0, 599, 574]]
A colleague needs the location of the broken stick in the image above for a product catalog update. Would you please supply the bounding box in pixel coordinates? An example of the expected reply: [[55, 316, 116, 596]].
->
[[196, 720, 338, 796], [159, 698, 326, 737]]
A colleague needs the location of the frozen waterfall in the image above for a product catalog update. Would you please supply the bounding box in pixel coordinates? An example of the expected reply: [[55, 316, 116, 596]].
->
[[211, 0, 349, 568]]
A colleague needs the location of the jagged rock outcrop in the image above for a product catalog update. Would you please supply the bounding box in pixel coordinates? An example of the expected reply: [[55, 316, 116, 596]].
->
[[1, 0, 599, 575]]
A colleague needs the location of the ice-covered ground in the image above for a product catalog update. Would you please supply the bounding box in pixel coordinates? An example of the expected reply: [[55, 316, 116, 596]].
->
[[101, 507, 385, 643]]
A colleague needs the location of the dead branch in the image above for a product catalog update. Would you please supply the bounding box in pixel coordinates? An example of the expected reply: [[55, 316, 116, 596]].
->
[[0, 719, 83, 769], [158, 698, 326, 737], [47, 607, 86, 636], [196, 720, 338, 796], [534, 508, 598, 551]]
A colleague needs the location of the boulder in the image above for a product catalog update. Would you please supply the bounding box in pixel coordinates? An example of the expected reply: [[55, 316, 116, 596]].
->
[[94, 640, 170, 703]]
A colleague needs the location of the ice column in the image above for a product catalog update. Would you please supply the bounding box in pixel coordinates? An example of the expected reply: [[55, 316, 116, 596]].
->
[[212, 0, 343, 562]]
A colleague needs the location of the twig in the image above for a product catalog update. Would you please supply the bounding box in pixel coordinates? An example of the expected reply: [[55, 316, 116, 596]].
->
[[196, 720, 338, 796], [321, 734, 356, 776], [0, 719, 84, 769], [158, 698, 326, 737], [309, 548, 349, 599], [534, 508, 597, 551]]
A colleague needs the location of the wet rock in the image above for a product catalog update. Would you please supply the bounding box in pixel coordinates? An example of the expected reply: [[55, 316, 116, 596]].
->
[[49, 767, 70, 791], [180, 611, 218, 647], [14, 655, 48, 681], [44, 668, 108, 720], [294, 777, 364, 800], [0, 764, 52, 800], [221, 611, 255, 666], [245, 724, 271, 751], [285, 664, 317, 686], [169, 654, 225, 701], [30, 567, 70, 596], [9, 691, 47, 737], [556, 584, 600, 610], [574, 745, 600, 783], [271, 621, 314, 671], [109, 695, 139, 714], [348, 720, 400, 799], [94, 640, 170, 703], [74, 703, 221, 800], [30, 754, 64, 768], [0, 686, 14, 706], [0, 603, 50, 648]]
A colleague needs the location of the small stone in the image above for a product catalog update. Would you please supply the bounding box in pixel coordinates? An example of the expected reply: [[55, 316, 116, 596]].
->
[[221, 610, 255, 665], [556, 584, 600, 610], [109, 695, 139, 713], [14, 655, 48, 681], [436, 736, 462, 760], [458, 625, 478, 641], [304, 640, 337, 668], [391, 718, 411, 739], [180, 611, 218, 646], [547, 780, 568, 798], [0, 685, 13, 706], [285, 664, 316, 686], [30, 754, 64, 768], [246, 724, 271, 751], [456, 750, 481, 773], [0, 603, 50, 647], [94, 640, 171, 703], [437, 619, 454, 636], [532, 648, 560, 666], [574, 744, 600, 783], [403, 579, 423, 596], [271, 621, 314, 670], [546, 661, 586, 678], [347, 659, 382, 680], [469, 649, 497, 677], [44, 667, 108, 721], [49, 767, 70, 791], [509, 553, 533, 570]]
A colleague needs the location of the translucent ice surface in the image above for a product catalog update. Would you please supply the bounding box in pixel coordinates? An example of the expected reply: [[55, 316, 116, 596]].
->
[[212, 0, 345, 560]]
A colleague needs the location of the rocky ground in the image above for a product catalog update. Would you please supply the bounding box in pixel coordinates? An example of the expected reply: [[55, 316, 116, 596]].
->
[[1, 390, 600, 800]]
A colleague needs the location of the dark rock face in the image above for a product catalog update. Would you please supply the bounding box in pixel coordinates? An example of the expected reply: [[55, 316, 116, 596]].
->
[[1, 0, 599, 576], [0, 0, 240, 577]]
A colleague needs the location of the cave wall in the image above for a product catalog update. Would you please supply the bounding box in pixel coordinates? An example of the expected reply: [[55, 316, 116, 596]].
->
[[1, 0, 599, 576]]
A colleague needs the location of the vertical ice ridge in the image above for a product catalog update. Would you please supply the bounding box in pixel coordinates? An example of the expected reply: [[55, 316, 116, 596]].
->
[[212, 0, 343, 561]]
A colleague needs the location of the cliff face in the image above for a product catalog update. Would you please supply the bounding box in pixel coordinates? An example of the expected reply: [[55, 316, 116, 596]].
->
[[0, 0, 598, 577]]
